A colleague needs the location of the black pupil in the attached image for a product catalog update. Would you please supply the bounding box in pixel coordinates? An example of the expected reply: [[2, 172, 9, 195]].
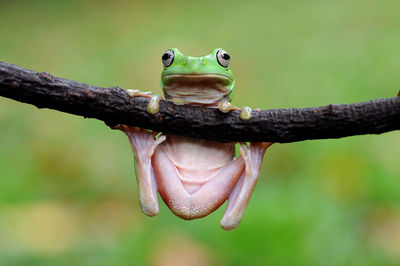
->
[[162, 53, 171, 60], [221, 53, 230, 60]]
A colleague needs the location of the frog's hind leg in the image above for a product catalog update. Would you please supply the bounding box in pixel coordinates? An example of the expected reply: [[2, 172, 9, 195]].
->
[[152, 148, 245, 220], [220, 142, 273, 230], [112, 125, 166, 216]]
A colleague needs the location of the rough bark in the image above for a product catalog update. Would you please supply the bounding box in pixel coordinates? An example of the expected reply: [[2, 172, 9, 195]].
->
[[0, 61, 399, 143]]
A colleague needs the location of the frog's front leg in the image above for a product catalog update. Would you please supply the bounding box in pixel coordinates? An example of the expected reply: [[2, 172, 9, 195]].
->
[[112, 125, 166, 216], [126, 89, 162, 115], [217, 101, 253, 121], [220, 142, 273, 230]]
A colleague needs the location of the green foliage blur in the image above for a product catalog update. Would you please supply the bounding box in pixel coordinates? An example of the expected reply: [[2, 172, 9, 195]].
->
[[0, 0, 400, 265]]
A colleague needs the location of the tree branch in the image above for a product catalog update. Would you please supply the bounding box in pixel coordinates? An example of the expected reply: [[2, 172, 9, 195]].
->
[[0, 61, 399, 143]]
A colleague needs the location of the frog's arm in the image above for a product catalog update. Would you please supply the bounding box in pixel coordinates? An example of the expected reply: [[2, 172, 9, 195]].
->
[[126, 89, 162, 115], [112, 125, 165, 216]]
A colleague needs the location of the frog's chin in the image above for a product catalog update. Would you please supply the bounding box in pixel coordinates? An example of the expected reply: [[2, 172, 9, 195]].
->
[[162, 74, 232, 106]]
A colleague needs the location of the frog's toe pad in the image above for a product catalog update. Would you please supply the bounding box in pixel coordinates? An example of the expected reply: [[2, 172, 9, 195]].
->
[[141, 200, 159, 217], [220, 215, 240, 230]]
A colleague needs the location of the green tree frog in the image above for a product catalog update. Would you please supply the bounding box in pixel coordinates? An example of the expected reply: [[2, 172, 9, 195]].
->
[[111, 48, 273, 230]]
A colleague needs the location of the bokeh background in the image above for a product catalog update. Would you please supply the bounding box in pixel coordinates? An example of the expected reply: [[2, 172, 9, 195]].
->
[[1, 0, 400, 265]]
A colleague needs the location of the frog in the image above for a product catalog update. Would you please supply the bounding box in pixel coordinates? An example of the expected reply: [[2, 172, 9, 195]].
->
[[111, 48, 273, 230]]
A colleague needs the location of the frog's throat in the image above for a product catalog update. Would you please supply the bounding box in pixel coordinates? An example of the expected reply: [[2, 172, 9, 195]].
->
[[162, 74, 232, 106]]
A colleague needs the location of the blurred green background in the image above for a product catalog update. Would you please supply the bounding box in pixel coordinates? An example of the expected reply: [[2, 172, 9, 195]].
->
[[0, 0, 400, 265]]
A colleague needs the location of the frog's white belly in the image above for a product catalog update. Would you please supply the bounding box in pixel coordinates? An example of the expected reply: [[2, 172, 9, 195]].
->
[[158, 134, 235, 193]]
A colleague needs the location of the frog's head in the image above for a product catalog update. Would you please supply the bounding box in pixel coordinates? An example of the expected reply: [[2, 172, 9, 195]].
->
[[160, 48, 234, 106]]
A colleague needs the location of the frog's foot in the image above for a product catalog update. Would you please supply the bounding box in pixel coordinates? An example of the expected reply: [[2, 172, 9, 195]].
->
[[239, 106, 252, 120], [121, 126, 166, 158], [217, 101, 241, 113], [115, 126, 166, 216], [242, 143, 273, 176], [126, 89, 153, 98], [220, 142, 273, 230], [218, 102, 254, 121], [126, 89, 162, 115], [170, 98, 185, 105], [146, 95, 162, 115]]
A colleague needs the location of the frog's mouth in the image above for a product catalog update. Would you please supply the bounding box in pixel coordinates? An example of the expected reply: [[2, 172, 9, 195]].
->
[[162, 74, 232, 106]]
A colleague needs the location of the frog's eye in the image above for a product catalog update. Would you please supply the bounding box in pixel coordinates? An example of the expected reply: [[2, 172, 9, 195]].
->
[[216, 49, 230, 68], [162, 49, 174, 67]]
